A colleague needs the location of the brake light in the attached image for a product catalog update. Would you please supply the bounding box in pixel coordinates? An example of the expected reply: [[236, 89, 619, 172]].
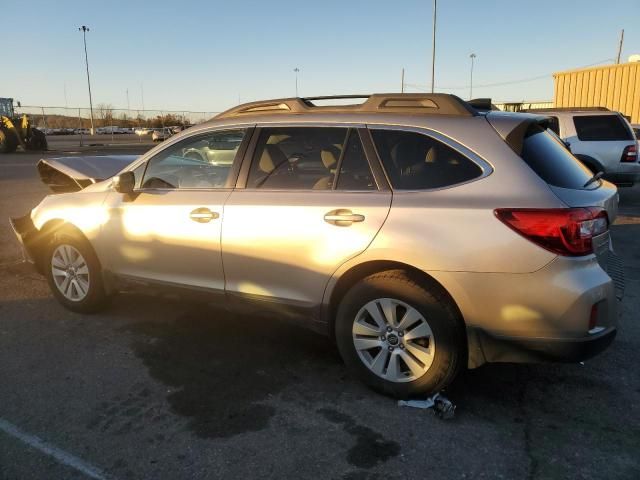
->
[[621, 144, 637, 162], [494, 208, 609, 256]]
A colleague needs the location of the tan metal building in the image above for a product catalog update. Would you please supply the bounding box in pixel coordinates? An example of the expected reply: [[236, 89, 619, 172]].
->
[[553, 62, 640, 123]]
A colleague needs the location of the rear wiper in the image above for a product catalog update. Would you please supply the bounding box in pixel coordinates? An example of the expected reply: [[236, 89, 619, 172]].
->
[[583, 171, 604, 188]]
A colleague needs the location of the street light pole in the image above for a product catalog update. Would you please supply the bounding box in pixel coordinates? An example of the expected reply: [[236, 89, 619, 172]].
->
[[294, 68, 300, 96], [469, 53, 476, 99], [430, 0, 437, 93], [78, 26, 95, 134]]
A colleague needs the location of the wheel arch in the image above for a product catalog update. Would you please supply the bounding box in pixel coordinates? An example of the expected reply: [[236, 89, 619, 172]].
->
[[324, 260, 466, 343], [34, 219, 100, 273]]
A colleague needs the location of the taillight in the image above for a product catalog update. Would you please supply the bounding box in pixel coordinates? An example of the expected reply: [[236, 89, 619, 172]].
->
[[494, 207, 609, 256], [621, 144, 637, 162]]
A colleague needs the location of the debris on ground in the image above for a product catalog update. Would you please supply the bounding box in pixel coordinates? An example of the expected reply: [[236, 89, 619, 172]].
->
[[398, 393, 456, 419]]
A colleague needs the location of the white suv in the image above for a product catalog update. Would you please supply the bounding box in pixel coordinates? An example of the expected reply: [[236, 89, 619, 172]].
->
[[524, 108, 640, 186]]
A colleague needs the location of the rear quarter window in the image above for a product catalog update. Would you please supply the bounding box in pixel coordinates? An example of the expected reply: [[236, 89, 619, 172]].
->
[[371, 129, 483, 190], [521, 126, 594, 189], [573, 115, 633, 141]]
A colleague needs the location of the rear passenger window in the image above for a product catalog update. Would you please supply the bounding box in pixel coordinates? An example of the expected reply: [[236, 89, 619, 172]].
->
[[247, 127, 375, 191], [371, 129, 482, 190], [573, 115, 632, 141]]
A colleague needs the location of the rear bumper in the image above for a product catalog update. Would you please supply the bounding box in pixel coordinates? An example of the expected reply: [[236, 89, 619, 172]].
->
[[9, 214, 41, 268], [432, 255, 620, 369], [472, 326, 617, 364], [605, 168, 640, 186]]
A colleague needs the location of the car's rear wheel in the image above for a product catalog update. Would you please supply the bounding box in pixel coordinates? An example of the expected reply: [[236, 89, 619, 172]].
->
[[335, 270, 464, 398], [44, 230, 109, 313]]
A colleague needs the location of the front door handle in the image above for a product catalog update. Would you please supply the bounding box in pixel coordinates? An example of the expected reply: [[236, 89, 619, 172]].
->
[[189, 207, 219, 223], [324, 209, 365, 226]]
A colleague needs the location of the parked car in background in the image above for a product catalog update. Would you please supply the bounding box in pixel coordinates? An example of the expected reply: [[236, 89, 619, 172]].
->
[[11, 94, 623, 399], [49, 128, 74, 135], [74, 128, 90, 135], [96, 126, 124, 134], [523, 108, 640, 186], [631, 124, 640, 138], [152, 127, 173, 142], [135, 128, 153, 136], [171, 125, 194, 134]]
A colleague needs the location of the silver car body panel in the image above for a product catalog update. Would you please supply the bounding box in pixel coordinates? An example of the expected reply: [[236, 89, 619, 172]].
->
[[24, 106, 621, 368]]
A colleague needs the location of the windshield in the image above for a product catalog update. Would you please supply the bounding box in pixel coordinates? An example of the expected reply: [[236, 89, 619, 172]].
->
[[521, 126, 595, 190]]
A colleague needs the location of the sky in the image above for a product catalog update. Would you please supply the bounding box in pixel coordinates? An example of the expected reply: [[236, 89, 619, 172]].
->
[[3, 0, 639, 113]]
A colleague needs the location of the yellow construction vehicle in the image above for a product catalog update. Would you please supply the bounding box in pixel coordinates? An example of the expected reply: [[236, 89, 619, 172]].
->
[[0, 97, 47, 153]]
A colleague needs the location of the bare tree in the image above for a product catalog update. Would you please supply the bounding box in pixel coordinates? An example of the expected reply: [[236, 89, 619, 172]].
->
[[96, 103, 114, 126]]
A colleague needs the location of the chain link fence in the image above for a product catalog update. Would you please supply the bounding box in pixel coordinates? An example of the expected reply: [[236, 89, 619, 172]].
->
[[13, 105, 220, 148]]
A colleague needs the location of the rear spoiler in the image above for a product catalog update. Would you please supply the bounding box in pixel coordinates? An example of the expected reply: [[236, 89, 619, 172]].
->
[[485, 112, 554, 155], [468, 98, 497, 112]]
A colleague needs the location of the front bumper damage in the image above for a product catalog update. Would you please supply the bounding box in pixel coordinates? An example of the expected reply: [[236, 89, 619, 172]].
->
[[9, 214, 43, 271]]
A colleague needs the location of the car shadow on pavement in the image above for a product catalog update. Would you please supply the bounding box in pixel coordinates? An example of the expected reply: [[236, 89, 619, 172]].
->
[[120, 296, 343, 439]]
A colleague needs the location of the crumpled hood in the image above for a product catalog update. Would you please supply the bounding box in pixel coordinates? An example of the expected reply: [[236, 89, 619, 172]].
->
[[37, 155, 138, 193]]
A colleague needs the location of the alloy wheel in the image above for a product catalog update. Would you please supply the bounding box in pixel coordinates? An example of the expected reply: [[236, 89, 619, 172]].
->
[[352, 298, 435, 382], [51, 244, 90, 302]]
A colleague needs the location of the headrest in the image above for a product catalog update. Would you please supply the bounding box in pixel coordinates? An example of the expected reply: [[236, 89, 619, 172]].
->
[[425, 146, 437, 163], [391, 141, 420, 170], [259, 145, 287, 173], [321, 148, 339, 169]]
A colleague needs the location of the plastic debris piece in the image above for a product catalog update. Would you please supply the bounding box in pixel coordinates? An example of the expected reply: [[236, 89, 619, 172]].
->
[[398, 393, 456, 419]]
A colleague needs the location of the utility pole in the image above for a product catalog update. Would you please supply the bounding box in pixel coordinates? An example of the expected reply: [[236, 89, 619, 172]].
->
[[431, 0, 437, 93], [616, 29, 625, 64], [469, 53, 476, 99], [79, 26, 95, 134], [401, 68, 405, 93], [64, 83, 68, 108], [294, 68, 300, 96]]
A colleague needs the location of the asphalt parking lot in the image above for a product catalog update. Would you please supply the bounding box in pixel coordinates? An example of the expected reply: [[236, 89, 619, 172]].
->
[[0, 147, 639, 480]]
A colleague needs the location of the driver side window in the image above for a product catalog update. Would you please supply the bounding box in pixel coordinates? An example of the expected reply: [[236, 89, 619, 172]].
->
[[141, 129, 246, 189]]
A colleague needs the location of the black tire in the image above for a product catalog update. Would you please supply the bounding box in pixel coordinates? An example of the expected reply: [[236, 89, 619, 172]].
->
[[0, 128, 18, 153], [335, 270, 465, 399], [43, 228, 110, 313], [26, 128, 48, 151]]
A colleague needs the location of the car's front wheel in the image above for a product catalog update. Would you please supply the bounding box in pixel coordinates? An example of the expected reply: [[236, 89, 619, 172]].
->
[[44, 230, 109, 313], [335, 270, 464, 398]]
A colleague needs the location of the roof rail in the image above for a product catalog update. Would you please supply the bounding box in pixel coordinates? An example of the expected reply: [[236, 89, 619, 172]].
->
[[215, 93, 478, 119], [521, 106, 610, 113]]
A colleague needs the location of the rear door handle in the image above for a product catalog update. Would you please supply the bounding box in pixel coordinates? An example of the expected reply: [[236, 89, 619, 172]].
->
[[189, 207, 219, 223], [324, 209, 365, 226]]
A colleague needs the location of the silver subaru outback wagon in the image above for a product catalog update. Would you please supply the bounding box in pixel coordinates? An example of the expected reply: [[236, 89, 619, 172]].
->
[[11, 94, 623, 398]]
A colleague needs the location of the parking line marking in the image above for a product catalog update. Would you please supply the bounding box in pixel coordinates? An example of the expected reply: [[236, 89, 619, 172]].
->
[[0, 418, 109, 480]]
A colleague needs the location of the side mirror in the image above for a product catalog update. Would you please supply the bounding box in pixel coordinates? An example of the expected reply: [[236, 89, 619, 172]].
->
[[113, 171, 135, 194]]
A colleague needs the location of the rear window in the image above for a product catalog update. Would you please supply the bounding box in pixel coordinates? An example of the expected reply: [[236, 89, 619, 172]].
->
[[371, 129, 483, 190], [521, 126, 593, 189], [573, 115, 632, 141]]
